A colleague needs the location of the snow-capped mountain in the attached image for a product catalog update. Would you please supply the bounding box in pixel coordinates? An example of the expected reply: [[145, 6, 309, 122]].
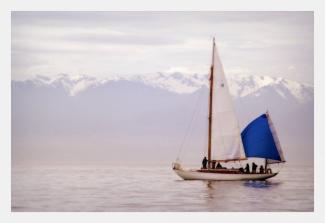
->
[[27, 72, 313, 103], [12, 72, 314, 165]]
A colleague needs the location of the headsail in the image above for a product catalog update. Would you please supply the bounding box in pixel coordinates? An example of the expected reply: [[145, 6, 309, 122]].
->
[[210, 40, 246, 161], [241, 113, 285, 162], [265, 112, 286, 163]]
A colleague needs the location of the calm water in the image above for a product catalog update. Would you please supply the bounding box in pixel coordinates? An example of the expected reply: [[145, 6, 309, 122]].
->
[[12, 165, 313, 212]]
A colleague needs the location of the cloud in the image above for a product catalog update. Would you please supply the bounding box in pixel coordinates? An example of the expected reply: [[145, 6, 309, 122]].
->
[[11, 12, 314, 85], [63, 31, 183, 46], [164, 65, 209, 75]]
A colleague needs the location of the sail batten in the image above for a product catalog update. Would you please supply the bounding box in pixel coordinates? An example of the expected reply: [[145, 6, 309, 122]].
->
[[210, 40, 246, 161]]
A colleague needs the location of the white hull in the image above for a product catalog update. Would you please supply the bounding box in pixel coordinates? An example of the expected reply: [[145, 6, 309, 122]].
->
[[174, 169, 277, 181]]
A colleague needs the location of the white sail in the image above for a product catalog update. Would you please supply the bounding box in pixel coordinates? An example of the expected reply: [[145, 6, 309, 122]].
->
[[211, 41, 246, 161], [266, 112, 286, 163], [172, 39, 281, 181]]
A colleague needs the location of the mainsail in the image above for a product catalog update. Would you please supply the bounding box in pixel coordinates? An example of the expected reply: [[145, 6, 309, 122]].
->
[[209, 40, 246, 161], [241, 113, 285, 162]]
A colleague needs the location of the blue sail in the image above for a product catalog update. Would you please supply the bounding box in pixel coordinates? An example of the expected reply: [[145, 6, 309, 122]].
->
[[241, 114, 282, 161]]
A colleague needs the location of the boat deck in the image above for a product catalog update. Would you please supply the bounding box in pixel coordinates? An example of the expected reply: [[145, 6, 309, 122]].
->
[[197, 168, 262, 174]]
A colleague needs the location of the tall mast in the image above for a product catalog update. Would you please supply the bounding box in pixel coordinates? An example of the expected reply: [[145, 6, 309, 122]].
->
[[208, 38, 215, 166]]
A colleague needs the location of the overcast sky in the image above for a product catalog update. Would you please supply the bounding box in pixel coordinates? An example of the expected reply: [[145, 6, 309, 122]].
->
[[12, 11, 314, 84]]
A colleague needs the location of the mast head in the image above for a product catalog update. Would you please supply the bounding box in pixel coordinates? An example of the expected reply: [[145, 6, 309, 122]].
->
[[211, 37, 216, 65]]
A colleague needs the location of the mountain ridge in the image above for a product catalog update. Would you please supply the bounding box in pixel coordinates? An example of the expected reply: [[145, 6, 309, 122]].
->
[[12, 72, 314, 165], [13, 73, 313, 104]]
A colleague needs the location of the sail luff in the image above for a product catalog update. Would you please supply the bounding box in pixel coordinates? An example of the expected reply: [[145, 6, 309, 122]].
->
[[207, 38, 215, 164]]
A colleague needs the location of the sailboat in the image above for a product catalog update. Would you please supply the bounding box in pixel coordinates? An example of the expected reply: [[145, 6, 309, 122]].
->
[[172, 38, 285, 181]]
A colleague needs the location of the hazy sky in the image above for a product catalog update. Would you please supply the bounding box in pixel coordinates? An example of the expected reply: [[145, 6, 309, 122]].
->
[[12, 11, 314, 84]]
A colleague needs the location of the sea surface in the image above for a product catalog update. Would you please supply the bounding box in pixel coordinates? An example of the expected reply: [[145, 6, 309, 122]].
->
[[12, 164, 313, 212]]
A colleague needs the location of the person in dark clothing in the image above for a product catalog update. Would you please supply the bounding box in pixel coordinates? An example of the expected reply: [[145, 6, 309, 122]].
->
[[252, 162, 258, 173], [239, 167, 244, 173], [259, 165, 265, 174], [245, 163, 250, 173], [202, 156, 208, 169], [216, 162, 222, 168]]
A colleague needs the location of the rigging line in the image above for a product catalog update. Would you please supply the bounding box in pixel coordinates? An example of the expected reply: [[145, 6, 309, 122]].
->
[[198, 98, 209, 157], [176, 88, 205, 160], [176, 89, 203, 159], [183, 91, 207, 161]]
